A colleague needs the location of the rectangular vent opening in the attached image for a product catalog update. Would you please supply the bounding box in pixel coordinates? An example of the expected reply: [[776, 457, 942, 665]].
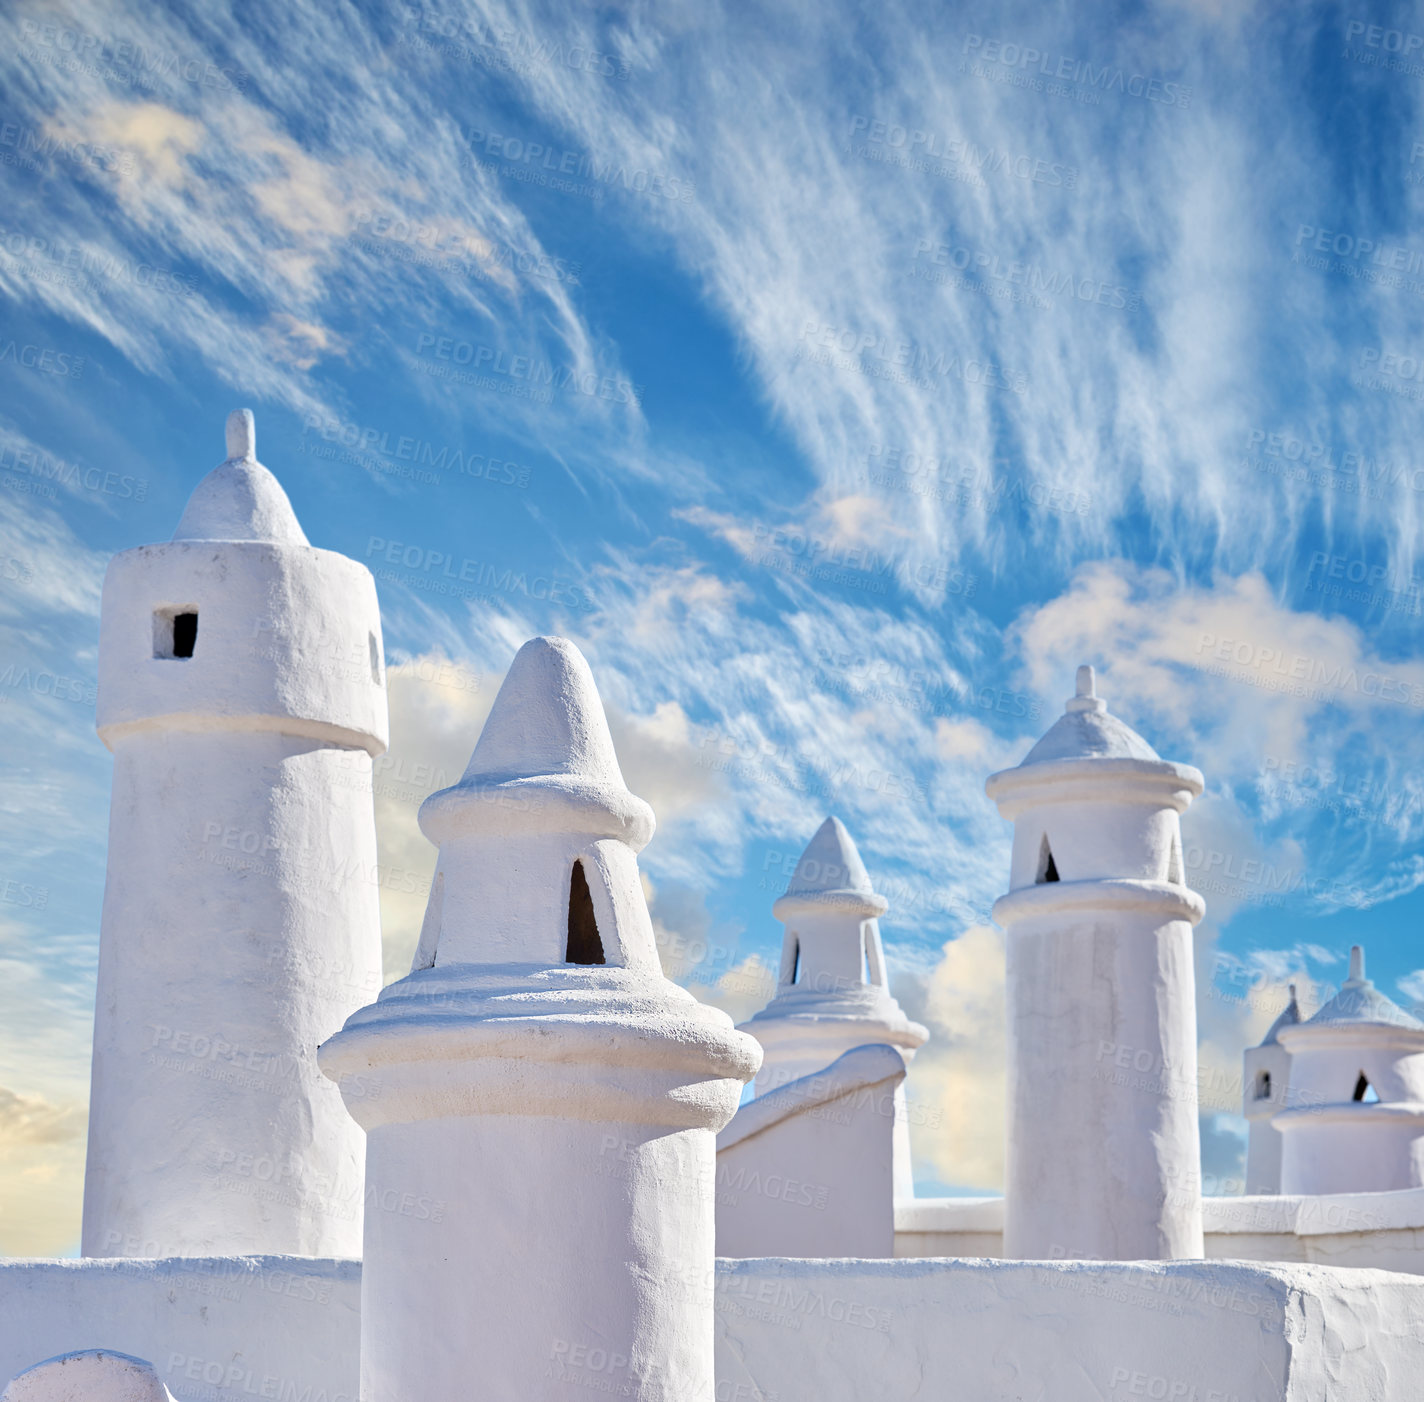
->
[[173, 612, 197, 658], [153, 606, 199, 659]]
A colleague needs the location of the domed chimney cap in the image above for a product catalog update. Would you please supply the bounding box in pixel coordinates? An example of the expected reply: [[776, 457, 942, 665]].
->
[[1301, 945, 1424, 1030], [985, 664, 1202, 816], [172, 409, 309, 545], [1018, 664, 1160, 765]]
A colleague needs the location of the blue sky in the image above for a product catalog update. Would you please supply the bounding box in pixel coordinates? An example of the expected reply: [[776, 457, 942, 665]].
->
[[4, 0, 1424, 1248]]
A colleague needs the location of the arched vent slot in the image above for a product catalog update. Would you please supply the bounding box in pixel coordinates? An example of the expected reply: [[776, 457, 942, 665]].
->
[[566, 860, 605, 965], [411, 868, 444, 971], [1353, 1072, 1378, 1103], [863, 924, 886, 987], [1036, 834, 1060, 884], [368, 632, 382, 684], [790, 938, 800, 985], [1256, 1070, 1271, 1100]]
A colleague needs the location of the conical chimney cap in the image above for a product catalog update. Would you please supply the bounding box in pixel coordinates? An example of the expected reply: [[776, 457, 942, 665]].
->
[[462, 636, 626, 786], [774, 816, 887, 920], [419, 636, 654, 848]]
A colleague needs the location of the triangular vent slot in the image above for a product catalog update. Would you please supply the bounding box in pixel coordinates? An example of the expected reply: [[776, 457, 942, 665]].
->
[[1037, 834, 1060, 884], [566, 860, 605, 965]]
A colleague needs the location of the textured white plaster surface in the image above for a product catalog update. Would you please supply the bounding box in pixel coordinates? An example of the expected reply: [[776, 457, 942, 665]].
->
[[7, 1249, 1424, 1400], [714, 1256, 1424, 1401], [0, 1257, 359, 1402], [3, 1351, 176, 1402], [319, 637, 761, 1402], [988, 668, 1205, 1261], [84, 413, 386, 1259], [741, 818, 926, 1199], [893, 1195, 1006, 1258], [716, 1044, 904, 1258], [1242, 988, 1299, 1197], [894, 1187, 1424, 1274], [1276, 948, 1424, 1196], [1244, 1045, 1294, 1195]]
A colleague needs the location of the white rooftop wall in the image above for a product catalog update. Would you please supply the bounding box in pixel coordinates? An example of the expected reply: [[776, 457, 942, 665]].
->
[[9, 1253, 1424, 1401]]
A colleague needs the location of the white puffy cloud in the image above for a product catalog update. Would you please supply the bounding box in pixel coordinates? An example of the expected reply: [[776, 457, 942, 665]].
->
[[0, 1086, 86, 1257], [373, 651, 493, 978], [895, 925, 1006, 1192]]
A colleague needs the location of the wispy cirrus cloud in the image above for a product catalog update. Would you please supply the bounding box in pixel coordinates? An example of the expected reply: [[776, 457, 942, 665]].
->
[[9, 0, 1424, 1227], [0, 0, 643, 458]]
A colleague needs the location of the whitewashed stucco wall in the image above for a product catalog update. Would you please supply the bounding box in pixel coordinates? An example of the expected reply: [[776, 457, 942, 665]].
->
[[7, 1251, 1424, 1401], [714, 1255, 1424, 1401], [894, 1188, 1424, 1275], [0, 1257, 360, 1402]]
